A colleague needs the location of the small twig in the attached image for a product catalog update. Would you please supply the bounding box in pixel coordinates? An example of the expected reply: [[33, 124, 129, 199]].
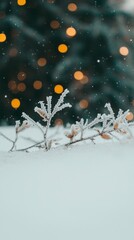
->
[[109, 132, 120, 141], [15, 140, 44, 152], [20, 136, 38, 144], [9, 133, 18, 152], [0, 132, 14, 143]]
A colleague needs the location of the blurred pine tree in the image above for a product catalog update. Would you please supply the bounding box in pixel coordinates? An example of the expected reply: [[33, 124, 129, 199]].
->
[[0, 0, 134, 124]]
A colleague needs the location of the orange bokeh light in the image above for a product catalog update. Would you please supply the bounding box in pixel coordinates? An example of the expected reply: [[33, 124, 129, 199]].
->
[[8, 81, 17, 91], [50, 20, 60, 29], [74, 71, 84, 80], [79, 99, 89, 109], [37, 58, 47, 67], [54, 84, 64, 94], [68, 3, 77, 12], [119, 46, 129, 56], [66, 27, 77, 37], [58, 44, 68, 53], [33, 80, 42, 90], [17, 0, 26, 6], [11, 98, 21, 109], [17, 83, 26, 92], [0, 33, 6, 42], [17, 71, 26, 81]]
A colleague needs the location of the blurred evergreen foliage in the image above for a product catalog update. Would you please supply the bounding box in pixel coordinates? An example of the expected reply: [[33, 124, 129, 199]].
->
[[0, 0, 134, 125]]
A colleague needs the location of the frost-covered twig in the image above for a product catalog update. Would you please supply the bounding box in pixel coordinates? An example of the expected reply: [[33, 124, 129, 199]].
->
[[1, 90, 134, 152], [22, 89, 72, 151], [65, 103, 134, 146], [0, 132, 14, 143]]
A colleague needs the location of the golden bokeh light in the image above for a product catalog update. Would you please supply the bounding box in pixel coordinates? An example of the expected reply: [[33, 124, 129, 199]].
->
[[33, 80, 42, 90], [17, 0, 26, 6], [66, 27, 77, 37], [119, 46, 129, 56], [54, 84, 64, 94], [74, 71, 84, 80], [0, 33, 6, 42], [79, 99, 89, 109], [37, 58, 47, 67], [58, 44, 68, 53], [68, 3, 77, 12], [126, 112, 134, 121], [17, 71, 26, 81], [50, 20, 60, 29], [11, 98, 21, 109], [17, 83, 26, 92], [8, 81, 17, 91]]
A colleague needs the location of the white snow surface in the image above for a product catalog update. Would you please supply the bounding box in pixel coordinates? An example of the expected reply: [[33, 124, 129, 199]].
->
[[0, 127, 134, 240]]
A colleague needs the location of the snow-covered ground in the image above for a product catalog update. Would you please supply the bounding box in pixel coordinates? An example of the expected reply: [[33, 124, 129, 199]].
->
[[0, 127, 134, 240]]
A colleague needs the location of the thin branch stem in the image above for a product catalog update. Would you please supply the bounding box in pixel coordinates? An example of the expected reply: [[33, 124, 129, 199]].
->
[[0, 132, 14, 143]]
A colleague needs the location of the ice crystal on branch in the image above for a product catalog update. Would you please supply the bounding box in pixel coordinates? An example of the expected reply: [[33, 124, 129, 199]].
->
[[0, 89, 133, 152], [22, 89, 71, 150]]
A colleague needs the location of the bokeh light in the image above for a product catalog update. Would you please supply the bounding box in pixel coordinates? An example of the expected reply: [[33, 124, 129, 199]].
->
[[79, 99, 89, 109], [17, 71, 26, 81], [80, 75, 89, 84], [50, 20, 60, 29], [17, 0, 26, 6], [58, 44, 68, 53], [54, 84, 64, 94], [11, 98, 21, 109], [119, 46, 129, 56], [8, 81, 17, 91], [68, 3, 77, 12], [33, 80, 42, 90], [66, 27, 77, 37], [0, 33, 6, 42], [37, 58, 47, 67], [74, 71, 84, 80], [17, 83, 26, 92]]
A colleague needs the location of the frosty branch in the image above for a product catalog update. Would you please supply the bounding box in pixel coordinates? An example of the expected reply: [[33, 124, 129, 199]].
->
[[0, 90, 134, 152]]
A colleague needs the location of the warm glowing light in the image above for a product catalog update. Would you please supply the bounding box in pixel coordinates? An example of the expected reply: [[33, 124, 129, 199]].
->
[[17, 83, 26, 92], [54, 84, 64, 94], [0, 33, 6, 42], [68, 3, 77, 12], [33, 80, 42, 90], [66, 27, 77, 37], [50, 20, 60, 29], [37, 58, 47, 67], [79, 99, 89, 109], [17, 72, 26, 81], [58, 44, 68, 53], [74, 71, 84, 80], [17, 0, 26, 6], [9, 48, 18, 57], [126, 112, 133, 121], [80, 75, 89, 84], [119, 46, 129, 56], [11, 98, 21, 109], [55, 118, 63, 126], [8, 81, 17, 91]]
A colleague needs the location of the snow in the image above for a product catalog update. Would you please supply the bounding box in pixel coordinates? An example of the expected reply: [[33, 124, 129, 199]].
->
[[0, 127, 134, 240]]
